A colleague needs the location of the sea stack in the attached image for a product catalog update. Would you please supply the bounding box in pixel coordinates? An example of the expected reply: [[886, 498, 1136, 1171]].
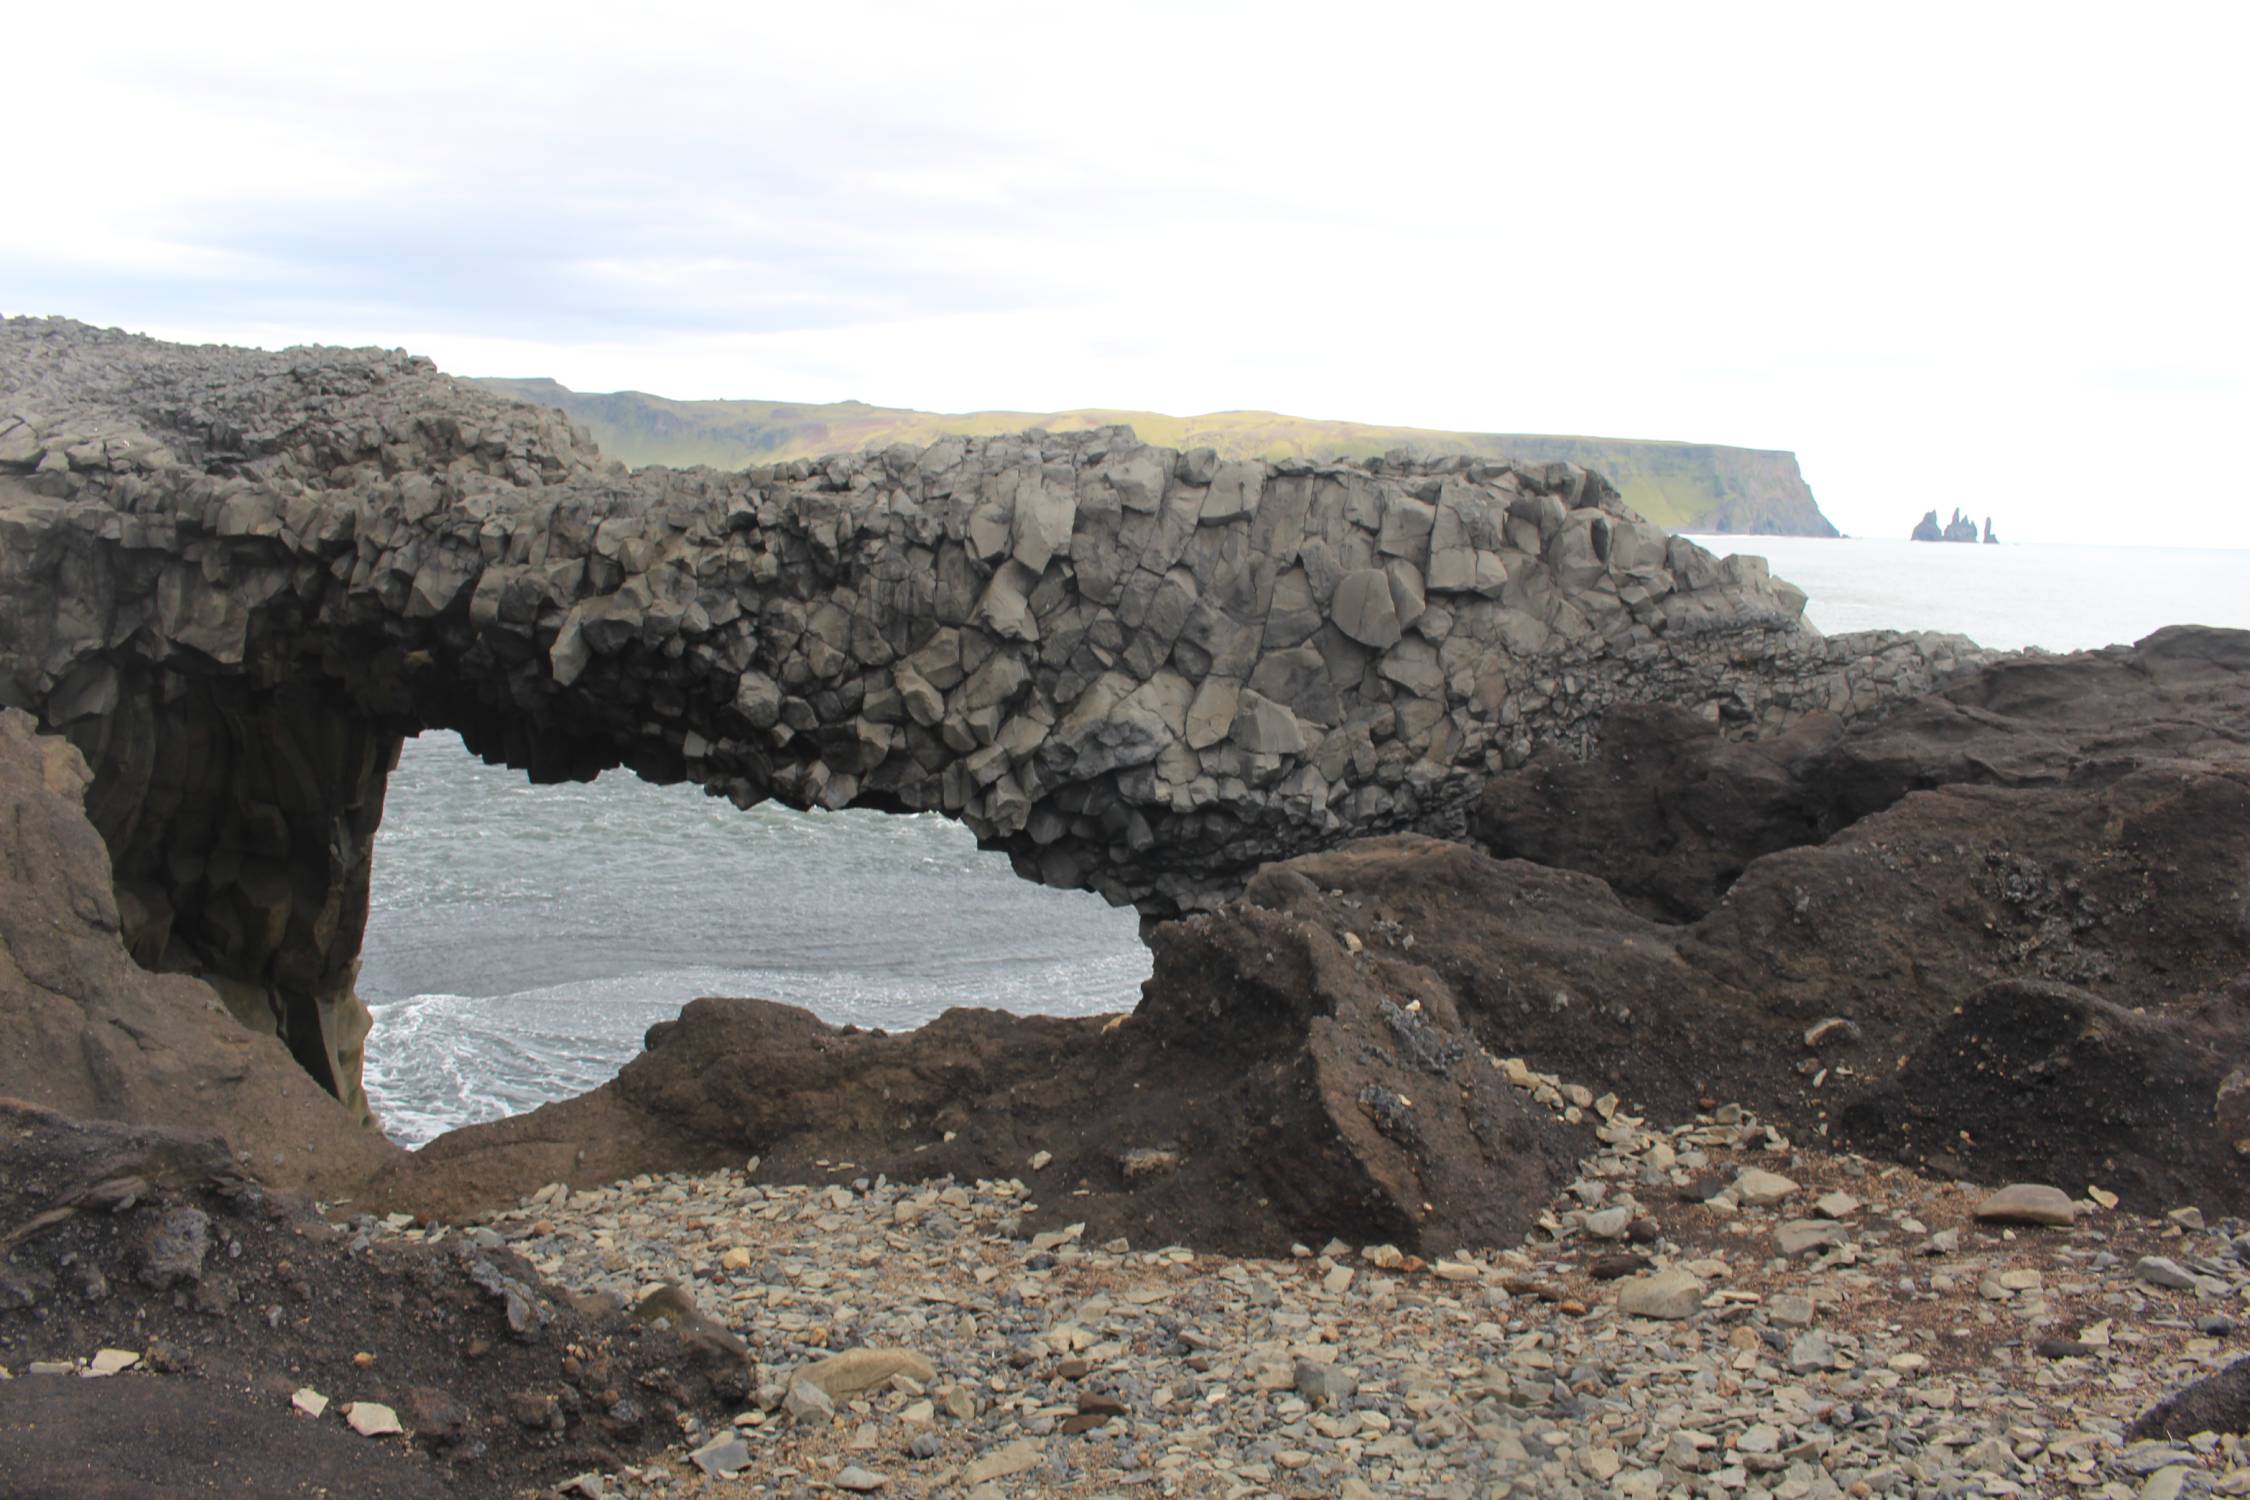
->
[[1912, 506, 1989, 542]]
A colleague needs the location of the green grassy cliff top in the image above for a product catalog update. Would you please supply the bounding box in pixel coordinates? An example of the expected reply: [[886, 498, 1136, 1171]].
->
[[476, 379, 1838, 537]]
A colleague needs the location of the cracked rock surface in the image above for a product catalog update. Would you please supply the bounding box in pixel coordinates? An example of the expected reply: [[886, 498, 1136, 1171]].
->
[[1, 317, 1980, 1118]]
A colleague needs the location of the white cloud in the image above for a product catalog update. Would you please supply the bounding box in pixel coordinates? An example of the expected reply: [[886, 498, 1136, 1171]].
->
[[5, 0, 2245, 546]]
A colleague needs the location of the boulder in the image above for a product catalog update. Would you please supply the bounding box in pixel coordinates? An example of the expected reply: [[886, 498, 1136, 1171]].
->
[[795, 1348, 937, 1399], [1971, 1184, 2077, 1228], [1617, 1269, 1703, 1320], [1733, 1169, 1799, 1208], [1775, 1220, 1849, 1257]]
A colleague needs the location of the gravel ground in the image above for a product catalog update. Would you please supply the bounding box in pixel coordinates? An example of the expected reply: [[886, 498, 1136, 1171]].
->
[[379, 1056, 2248, 1500]]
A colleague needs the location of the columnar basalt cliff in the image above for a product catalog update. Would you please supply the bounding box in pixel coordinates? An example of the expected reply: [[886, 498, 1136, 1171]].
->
[[378, 626, 2250, 1234], [0, 319, 1983, 1123]]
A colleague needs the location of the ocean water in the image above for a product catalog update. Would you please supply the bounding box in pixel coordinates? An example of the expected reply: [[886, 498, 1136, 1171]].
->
[[360, 537, 2247, 1145], [1688, 536, 2249, 654], [359, 768, 1154, 1147]]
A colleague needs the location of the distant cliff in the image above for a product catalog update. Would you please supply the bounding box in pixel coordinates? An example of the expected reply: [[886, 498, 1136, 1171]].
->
[[474, 379, 1840, 538]]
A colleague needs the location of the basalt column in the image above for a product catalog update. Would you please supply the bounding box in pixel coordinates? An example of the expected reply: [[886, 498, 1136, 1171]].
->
[[53, 665, 397, 1127], [1, 317, 1991, 1119]]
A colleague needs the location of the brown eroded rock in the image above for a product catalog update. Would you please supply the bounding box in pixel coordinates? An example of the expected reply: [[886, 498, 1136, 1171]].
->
[[1223, 633, 2250, 1216], [0, 709, 396, 1198], [2128, 1356, 2250, 1441], [1839, 979, 2247, 1209], [1474, 624, 2250, 922], [374, 893, 1584, 1255], [377, 629, 2250, 1237]]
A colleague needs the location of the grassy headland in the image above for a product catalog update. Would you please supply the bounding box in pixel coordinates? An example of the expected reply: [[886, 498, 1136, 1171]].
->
[[476, 378, 1839, 536]]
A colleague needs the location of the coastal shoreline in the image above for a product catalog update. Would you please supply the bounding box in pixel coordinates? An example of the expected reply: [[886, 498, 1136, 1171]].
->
[[2, 321, 2245, 1496]]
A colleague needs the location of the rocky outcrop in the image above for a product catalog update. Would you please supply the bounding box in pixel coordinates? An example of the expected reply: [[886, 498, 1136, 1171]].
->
[[367, 631, 2250, 1236], [3, 565, 2244, 1253], [5, 317, 2235, 1253], [0, 318, 1981, 1118], [1257, 725, 2250, 1210], [2129, 1357, 2250, 1443], [375, 895, 1585, 1255], [0, 709, 397, 1196], [1474, 624, 2250, 921], [1459, 628, 2250, 1208], [1913, 506, 1990, 542], [1840, 977, 2248, 1206], [372, 632, 2250, 1238]]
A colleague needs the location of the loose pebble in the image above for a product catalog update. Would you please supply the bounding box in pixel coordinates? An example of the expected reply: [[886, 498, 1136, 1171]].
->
[[416, 1068, 2250, 1500], [344, 1401, 402, 1437]]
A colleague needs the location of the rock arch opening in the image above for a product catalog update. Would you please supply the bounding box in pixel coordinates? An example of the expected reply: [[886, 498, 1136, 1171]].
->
[[358, 730, 1149, 1145], [2, 319, 1980, 1137]]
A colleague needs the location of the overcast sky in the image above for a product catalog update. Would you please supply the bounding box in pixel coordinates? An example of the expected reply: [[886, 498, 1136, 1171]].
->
[[8, 3, 2245, 546]]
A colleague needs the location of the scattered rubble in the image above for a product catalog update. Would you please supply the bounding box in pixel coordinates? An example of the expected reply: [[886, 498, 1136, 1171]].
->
[[358, 1059, 2250, 1499]]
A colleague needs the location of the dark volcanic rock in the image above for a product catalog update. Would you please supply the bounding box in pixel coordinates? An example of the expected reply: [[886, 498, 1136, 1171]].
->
[[0, 1377, 456, 1500], [1838, 978, 2247, 1207], [1472, 700, 1843, 922], [1690, 760, 2250, 1204], [2128, 1356, 2250, 1440], [1474, 625, 2250, 922], [1248, 634, 2250, 1213], [1261, 818, 2247, 1215], [379, 898, 1585, 1256], [137, 1204, 214, 1291], [1677, 761, 2250, 1049], [2, 316, 1981, 1123]]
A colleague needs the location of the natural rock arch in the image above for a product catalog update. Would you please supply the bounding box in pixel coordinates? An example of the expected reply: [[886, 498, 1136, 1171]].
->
[[0, 319, 1982, 1123]]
